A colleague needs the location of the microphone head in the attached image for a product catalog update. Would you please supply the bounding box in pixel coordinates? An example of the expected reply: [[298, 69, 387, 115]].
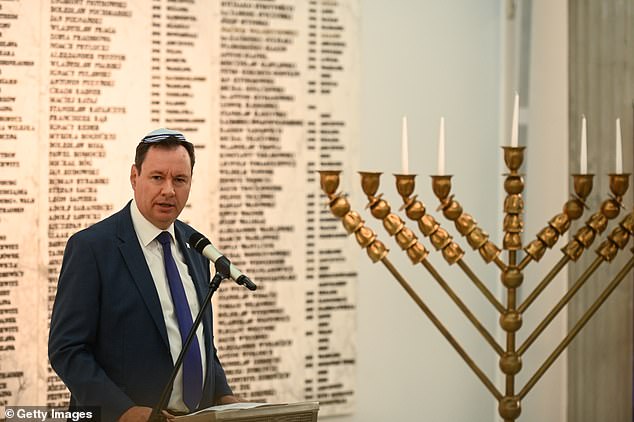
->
[[188, 232, 211, 253], [237, 274, 257, 291]]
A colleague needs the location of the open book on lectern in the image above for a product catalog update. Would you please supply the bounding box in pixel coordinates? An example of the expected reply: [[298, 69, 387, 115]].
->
[[173, 401, 320, 422]]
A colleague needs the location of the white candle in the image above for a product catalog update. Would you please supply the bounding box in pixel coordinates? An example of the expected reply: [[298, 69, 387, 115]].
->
[[437, 116, 445, 175], [580, 115, 587, 174], [401, 116, 409, 174], [510, 92, 519, 147], [616, 118, 623, 174]]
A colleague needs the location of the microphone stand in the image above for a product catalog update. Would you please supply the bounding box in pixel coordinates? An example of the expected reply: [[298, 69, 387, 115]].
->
[[149, 256, 231, 422]]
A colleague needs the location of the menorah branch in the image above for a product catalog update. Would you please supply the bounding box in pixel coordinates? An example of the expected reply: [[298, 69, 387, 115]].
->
[[381, 258, 503, 401], [456, 260, 506, 314], [358, 171, 504, 355], [561, 174, 630, 261], [519, 208, 634, 353], [427, 174, 504, 269], [517, 256, 569, 314], [519, 253, 634, 400], [319, 170, 503, 402], [318, 170, 388, 263], [393, 174, 505, 313], [519, 195, 632, 314], [517, 257, 603, 356], [522, 175, 593, 267], [420, 260, 505, 356]]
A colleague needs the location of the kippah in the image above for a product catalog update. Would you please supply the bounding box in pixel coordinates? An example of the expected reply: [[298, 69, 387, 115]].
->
[[141, 128, 189, 143]]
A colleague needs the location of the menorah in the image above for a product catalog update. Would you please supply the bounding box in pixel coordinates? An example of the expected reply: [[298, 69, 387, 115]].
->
[[318, 146, 634, 422]]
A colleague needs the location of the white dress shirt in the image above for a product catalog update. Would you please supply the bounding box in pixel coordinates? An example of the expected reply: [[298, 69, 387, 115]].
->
[[130, 200, 207, 411]]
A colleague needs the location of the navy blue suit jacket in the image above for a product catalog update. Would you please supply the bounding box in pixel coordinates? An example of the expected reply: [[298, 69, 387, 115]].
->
[[48, 202, 232, 421]]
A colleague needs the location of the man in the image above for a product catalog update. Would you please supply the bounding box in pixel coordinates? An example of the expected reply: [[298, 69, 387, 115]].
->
[[49, 129, 238, 422]]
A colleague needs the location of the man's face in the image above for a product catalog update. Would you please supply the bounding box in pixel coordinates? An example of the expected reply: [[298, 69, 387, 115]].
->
[[130, 145, 192, 229]]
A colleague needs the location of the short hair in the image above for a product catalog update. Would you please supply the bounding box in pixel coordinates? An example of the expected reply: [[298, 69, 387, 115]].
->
[[134, 130, 195, 174]]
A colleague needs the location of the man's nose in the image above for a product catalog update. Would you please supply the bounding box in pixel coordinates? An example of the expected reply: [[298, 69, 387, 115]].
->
[[161, 179, 176, 196]]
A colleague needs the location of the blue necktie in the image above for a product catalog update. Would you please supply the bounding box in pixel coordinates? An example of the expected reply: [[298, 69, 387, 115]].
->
[[156, 231, 203, 411]]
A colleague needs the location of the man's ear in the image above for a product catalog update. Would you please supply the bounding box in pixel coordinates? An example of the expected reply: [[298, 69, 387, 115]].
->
[[130, 164, 138, 189]]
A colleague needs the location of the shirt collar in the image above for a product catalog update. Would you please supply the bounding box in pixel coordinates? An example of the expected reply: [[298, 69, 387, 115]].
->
[[130, 199, 176, 247]]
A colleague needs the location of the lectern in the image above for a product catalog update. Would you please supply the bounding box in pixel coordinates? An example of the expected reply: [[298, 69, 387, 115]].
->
[[173, 402, 320, 422]]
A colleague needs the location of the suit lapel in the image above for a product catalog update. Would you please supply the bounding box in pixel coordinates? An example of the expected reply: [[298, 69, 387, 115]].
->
[[174, 224, 209, 306], [117, 203, 170, 349]]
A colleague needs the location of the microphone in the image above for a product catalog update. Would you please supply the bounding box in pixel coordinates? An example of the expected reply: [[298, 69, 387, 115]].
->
[[188, 232, 257, 291]]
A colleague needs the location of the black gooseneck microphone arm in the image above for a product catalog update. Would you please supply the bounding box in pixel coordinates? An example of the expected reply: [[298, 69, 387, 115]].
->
[[189, 232, 257, 291]]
